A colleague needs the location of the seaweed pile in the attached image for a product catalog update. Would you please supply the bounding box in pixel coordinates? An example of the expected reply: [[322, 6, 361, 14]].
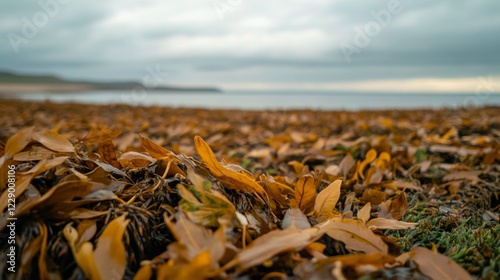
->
[[0, 100, 498, 279]]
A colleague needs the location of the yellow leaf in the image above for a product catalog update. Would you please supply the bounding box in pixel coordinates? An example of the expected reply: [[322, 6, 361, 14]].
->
[[133, 264, 152, 280], [63, 224, 100, 279], [318, 253, 395, 270], [4, 126, 35, 158], [318, 217, 388, 254], [139, 134, 175, 160], [93, 214, 130, 280], [1, 127, 35, 188], [288, 160, 304, 175], [194, 135, 268, 203], [375, 152, 391, 169], [357, 149, 377, 179], [32, 130, 74, 153], [140, 134, 186, 177], [357, 202, 371, 224], [294, 175, 317, 213], [157, 250, 212, 280], [314, 179, 342, 221], [410, 247, 472, 280]]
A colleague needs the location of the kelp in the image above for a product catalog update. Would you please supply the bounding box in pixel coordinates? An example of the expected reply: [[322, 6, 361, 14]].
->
[[0, 99, 498, 279]]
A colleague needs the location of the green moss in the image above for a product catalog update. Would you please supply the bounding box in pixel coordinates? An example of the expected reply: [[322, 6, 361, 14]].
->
[[388, 199, 499, 279]]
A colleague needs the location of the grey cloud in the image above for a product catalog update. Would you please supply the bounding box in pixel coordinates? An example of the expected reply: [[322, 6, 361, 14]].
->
[[0, 0, 498, 86]]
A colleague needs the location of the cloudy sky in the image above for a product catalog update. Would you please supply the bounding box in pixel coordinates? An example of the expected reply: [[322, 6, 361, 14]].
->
[[1, 0, 499, 92]]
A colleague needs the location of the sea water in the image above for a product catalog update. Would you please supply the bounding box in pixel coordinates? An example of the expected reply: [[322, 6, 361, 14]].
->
[[3, 90, 500, 110]]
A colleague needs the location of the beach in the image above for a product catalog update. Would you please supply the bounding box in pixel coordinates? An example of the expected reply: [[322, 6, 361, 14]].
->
[[0, 99, 498, 279]]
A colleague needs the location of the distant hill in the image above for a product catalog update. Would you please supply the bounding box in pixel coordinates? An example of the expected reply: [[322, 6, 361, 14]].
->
[[0, 71, 221, 93], [0, 71, 68, 84]]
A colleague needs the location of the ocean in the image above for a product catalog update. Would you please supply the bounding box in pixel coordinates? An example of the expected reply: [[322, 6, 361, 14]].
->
[[3, 90, 500, 110]]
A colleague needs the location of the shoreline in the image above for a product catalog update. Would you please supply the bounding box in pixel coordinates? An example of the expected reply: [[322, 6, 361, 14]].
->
[[0, 83, 221, 94]]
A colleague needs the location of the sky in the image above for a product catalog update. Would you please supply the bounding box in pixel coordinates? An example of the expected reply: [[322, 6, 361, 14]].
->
[[1, 0, 499, 93]]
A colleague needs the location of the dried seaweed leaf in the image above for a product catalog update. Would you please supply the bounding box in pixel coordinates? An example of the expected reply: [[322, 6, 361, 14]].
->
[[32, 130, 74, 153], [232, 226, 322, 272], [294, 175, 317, 214], [366, 218, 418, 230], [318, 217, 388, 254], [314, 179, 342, 221], [93, 214, 130, 280], [357, 202, 371, 224], [410, 247, 472, 280], [4, 126, 35, 158], [194, 135, 268, 203]]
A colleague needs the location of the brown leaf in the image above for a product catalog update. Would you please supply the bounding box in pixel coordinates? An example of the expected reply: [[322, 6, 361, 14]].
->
[[387, 180, 423, 191], [99, 138, 121, 169], [389, 192, 409, 220], [361, 189, 387, 205], [357, 202, 371, 224], [430, 145, 459, 154], [282, 208, 311, 229], [232, 226, 322, 272], [443, 171, 482, 185], [32, 130, 74, 153], [164, 212, 226, 265], [366, 218, 418, 230], [314, 179, 342, 221], [294, 175, 317, 214], [262, 177, 295, 208], [13, 180, 104, 220], [13, 145, 55, 161], [410, 247, 472, 280], [318, 217, 388, 254], [139, 134, 175, 160], [194, 135, 268, 203], [0, 156, 68, 214], [339, 153, 355, 179], [1, 127, 35, 188], [4, 126, 35, 157], [83, 126, 122, 145], [119, 151, 154, 168]]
